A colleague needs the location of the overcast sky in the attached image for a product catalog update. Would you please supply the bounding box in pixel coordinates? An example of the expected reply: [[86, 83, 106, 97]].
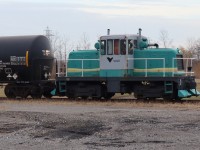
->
[[0, 0, 200, 48]]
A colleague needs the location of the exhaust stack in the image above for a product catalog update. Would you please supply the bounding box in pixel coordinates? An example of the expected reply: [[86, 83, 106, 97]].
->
[[107, 29, 110, 35]]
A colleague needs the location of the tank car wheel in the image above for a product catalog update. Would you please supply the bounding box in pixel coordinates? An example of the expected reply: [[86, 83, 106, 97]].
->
[[20, 87, 30, 99], [21, 94, 29, 99], [31, 94, 42, 99], [31, 85, 42, 99], [134, 93, 143, 100], [4, 84, 16, 98], [81, 96, 88, 100]]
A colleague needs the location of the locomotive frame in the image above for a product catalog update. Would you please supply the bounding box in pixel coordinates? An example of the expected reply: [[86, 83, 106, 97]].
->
[[55, 66, 198, 100]]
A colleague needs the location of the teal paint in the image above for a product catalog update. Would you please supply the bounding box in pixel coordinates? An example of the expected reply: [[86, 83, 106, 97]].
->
[[67, 50, 100, 77], [133, 48, 183, 77], [189, 89, 200, 96], [178, 90, 192, 98], [50, 89, 56, 96]]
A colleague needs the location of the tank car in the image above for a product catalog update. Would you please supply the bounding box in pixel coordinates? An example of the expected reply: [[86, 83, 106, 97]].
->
[[54, 29, 200, 100], [0, 35, 54, 98]]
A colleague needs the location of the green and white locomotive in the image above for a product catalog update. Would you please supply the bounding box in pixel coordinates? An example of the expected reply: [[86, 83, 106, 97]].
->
[[55, 29, 200, 100]]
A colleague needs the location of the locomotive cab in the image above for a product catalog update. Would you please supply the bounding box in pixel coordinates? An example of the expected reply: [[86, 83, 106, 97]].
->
[[99, 34, 146, 77]]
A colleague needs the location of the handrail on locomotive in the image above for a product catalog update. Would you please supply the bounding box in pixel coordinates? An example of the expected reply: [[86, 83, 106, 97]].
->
[[56, 57, 196, 77]]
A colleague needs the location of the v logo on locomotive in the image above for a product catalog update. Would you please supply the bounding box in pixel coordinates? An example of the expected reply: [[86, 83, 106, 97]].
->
[[107, 57, 113, 62]]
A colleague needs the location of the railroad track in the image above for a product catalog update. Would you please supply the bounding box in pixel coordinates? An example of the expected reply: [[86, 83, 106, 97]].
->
[[0, 97, 200, 104]]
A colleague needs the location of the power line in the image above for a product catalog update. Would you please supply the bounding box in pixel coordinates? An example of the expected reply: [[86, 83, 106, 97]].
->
[[44, 26, 54, 42]]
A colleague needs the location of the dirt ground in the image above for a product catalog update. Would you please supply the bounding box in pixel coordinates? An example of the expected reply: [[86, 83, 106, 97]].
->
[[0, 100, 200, 150]]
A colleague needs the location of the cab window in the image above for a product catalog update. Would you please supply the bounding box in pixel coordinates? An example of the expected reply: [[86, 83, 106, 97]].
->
[[120, 40, 126, 55], [114, 39, 119, 55], [100, 40, 106, 55], [107, 40, 113, 55], [134, 40, 137, 48], [128, 40, 133, 55]]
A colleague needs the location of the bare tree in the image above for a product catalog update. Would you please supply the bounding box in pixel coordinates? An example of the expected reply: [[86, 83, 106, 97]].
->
[[185, 38, 200, 78], [179, 46, 193, 58], [77, 32, 91, 50], [187, 38, 200, 60], [46, 30, 74, 77], [159, 30, 173, 48], [194, 39, 200, 60], [50, 33, 73, 60], [187, 38, 196, 54]]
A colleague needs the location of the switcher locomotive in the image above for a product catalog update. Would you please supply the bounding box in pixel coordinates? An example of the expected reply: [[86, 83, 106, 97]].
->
[[55, 29, 200, 100]]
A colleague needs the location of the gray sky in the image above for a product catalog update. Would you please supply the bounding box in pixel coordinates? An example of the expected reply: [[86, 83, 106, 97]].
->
[[0, 0, 200, 48]]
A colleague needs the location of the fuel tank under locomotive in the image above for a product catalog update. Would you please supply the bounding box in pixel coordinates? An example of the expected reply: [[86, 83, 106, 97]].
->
[[0, 35, 54, 98]]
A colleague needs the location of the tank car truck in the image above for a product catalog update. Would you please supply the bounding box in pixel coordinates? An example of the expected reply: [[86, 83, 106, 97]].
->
[[0, 35, 54, 98], [54, 29, 200, 101]]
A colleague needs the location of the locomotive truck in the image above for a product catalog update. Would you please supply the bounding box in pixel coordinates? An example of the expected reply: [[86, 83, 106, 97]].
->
[[54, 29, 200, 100]]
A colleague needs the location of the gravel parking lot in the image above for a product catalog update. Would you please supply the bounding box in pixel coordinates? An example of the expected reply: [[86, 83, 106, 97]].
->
[[0, 100, 200, 150]]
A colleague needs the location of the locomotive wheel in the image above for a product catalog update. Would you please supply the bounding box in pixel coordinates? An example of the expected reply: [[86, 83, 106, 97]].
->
[[43, 87, 53, 98], [4, 84, 16, 98], [43, 93, 52, 99], [43, 82, 54, 99], [163, 95, 173, 101], [104, 92, 115, 99], [31, 92, 42, 99], [21, 93, 29, 99], [31, 94, 42, 99], [67, 93, 75, 100]]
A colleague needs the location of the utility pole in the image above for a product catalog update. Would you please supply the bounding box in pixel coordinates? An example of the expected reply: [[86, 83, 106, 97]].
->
[[44, 26, 56, 77], [44, 26, 54, 44]]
